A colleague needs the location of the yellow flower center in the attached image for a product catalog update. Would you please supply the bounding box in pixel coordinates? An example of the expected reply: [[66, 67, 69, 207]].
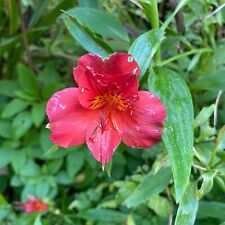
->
[[90, 94, 128, 111]]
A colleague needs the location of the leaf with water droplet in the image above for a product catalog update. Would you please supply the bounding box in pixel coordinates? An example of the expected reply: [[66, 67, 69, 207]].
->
[[148, 68, 194, 202], [174, 182, 198, 225], [129, 29, 164, 79]]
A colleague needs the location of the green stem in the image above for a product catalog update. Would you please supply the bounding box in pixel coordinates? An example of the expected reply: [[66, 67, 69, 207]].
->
[[149, 0, 161, 63], [160, 48, 212, 66], [209, 126, 225, 167]]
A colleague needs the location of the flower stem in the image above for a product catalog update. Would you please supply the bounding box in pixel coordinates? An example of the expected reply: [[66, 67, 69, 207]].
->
[[149, 0, 161, 64]]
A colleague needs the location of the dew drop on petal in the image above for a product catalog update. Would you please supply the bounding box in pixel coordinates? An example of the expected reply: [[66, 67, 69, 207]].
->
[[130, 110, 133, 116], [135, 125, 141, 131], [149, 94, 154, 99], [80, 88, 85, 93], [128, 56, 134, 62], [133, 67, 138, 75]]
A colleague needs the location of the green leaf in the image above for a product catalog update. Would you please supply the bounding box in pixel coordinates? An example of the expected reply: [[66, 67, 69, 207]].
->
[[196, 172, 214, 199], [31, 103, 46, 127], [0, 120, 12, 138], [212, 45, 225, 66], [17, 63, 39, 97], [66, 149, 85, 177], [65, 7, 129, 42], [125, 167, 172, 207], [191, 69, 225, 91], [78, 208, 127, 223], [78, 0, 99, 8], [63, 16, 112, 58], [1, 99, 29, 118], [38, 0, 75, 27], [36, 182, 50, 199], [0, 149, 12, 169], [19, 159, 41, 177], [9, 0, 20, 34], [55, 171, 73, 185], [175, 182, 199, 225], [12, 111, 33, 139], [0, 80, 18, 97], [129, 29, 164, 78], [29, 0, 47, 27], [194, 104, 214, 128], [148, 68, 194, 202], [34, 215, 42, 225], [148, 195, 170, 218], [197, 201, 225, 219], [11, 150, 27, 173]]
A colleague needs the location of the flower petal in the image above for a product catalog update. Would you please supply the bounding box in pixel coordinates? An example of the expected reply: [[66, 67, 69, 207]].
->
[[86, 114, 121, 165], [73, 52, 140, 85], [46, 88, 80, 121], [46, 88, 95, 147], [73, 53, 104, 84], [77, 69, 106, 108], [112, 91, 166, 148], [106, 52, 140, 76]]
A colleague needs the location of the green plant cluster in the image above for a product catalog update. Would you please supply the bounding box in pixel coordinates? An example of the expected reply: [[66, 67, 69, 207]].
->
[[0, 0, 225, 224]]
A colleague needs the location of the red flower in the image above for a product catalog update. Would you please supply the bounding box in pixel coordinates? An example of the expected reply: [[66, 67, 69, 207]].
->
[[46, 52, 166, 165], [15, 196, 49, 213]]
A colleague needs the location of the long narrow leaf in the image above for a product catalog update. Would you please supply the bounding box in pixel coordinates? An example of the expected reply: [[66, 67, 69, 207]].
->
[[175, 182, 199, 225], [125, 166, 172, 207], [63, 16, 112, 58], [148, 68, 194, 202]]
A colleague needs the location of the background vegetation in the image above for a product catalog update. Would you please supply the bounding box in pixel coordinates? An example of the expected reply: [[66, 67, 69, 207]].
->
[[0, 0, 225, 224]]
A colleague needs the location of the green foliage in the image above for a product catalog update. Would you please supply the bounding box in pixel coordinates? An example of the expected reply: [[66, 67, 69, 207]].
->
[[149, 68, 194, 202], [0, 0, 225, 224]]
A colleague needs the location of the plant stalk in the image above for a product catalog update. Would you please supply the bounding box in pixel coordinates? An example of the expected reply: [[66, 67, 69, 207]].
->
[[149, 0, 161, 63]]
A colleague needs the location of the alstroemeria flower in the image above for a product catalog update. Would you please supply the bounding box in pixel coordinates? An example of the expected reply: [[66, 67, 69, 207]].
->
[[15, 196, 49, 213], [46, 52, 166, 165]]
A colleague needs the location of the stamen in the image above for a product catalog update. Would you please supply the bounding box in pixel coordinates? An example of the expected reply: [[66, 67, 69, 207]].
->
[[90, 93, 129, 111]]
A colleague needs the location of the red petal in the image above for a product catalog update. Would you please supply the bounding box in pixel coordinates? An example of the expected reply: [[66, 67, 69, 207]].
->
[[106, 52, 140, 76], [86, 114, 121, 165], [73, 53, 140, 85], [46, 88, 80, 121], [73, 53, 104, 84], [112, 91, 166, 148], [46, 88, 95, 147], [77, 69, 106, 108]]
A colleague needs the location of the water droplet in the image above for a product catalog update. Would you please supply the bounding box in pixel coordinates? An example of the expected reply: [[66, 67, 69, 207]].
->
[[130, 110, 133, 115], [135, 125, 141, 131], [149, 94, 154, 99], [133, 67, 138, 75], [128, 56, 134, 62], [81, 88, 85, 93], [59, 104, 66, 110]]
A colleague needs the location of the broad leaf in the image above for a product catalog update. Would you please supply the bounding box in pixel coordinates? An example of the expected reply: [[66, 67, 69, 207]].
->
[[129, 29, 164, 78], [148, 68, 194, 202], [1, 99, 29, 118], [175, 182, 199, 225], [191, 69, 225, 91], [125, 166, 172, 207], [65, 7, 129, 41], [78, 208, 127, 223], [17, 64, 39, 97], [197, 201, 225, 219], [63, 15, 112, 58], [66, 149, 85, 177]]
